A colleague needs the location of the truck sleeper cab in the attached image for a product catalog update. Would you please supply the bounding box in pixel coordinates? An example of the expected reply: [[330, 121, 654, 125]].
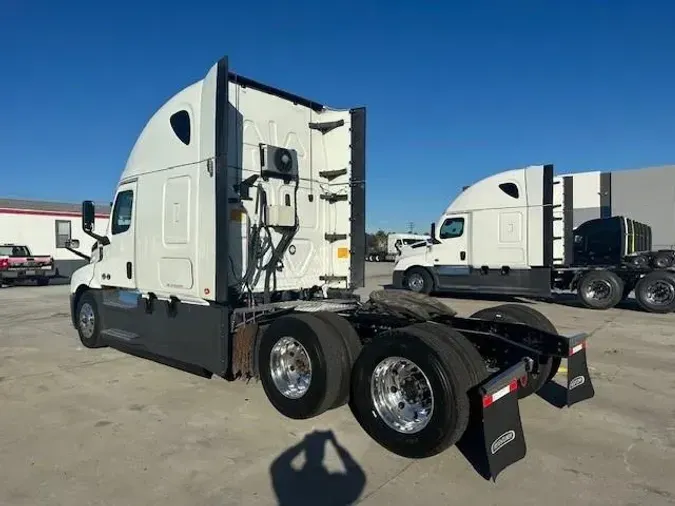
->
[[394, 164, 675, 313], [69, 56, 595, 480], [393, 164, 555, 298]]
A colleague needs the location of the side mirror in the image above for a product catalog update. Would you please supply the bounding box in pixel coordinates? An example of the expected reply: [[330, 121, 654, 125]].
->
[[65, 239, 80, 249], [82, 200, 95, 232], [430, 222, 436, 239]]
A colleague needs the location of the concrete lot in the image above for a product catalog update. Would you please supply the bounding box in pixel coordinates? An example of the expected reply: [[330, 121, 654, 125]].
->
[[1, 263, 674, 506]]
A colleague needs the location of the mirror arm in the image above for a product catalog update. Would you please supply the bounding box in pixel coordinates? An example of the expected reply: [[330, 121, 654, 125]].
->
[[82, 228, 110, 246], [65, 246, 91, 261]]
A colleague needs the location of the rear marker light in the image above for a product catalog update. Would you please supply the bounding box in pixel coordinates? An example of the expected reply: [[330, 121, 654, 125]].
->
[[482, 379, 518, 408]]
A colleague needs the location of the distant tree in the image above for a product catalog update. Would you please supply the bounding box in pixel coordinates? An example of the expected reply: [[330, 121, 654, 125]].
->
[[366, 230, 389, 251]]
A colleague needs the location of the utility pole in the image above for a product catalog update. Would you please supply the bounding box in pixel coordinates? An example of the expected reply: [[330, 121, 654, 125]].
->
[[407, 221, 414, 234]]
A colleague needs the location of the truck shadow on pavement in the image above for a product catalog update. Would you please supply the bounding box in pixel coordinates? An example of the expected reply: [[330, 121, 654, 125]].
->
[[269, 430, 366, 506]]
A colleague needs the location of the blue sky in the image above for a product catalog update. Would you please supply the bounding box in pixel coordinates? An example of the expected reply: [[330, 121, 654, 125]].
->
[[2, 1, 675, 233]]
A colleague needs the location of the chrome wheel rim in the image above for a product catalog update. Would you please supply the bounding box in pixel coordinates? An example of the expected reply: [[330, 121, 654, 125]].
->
[[584, 279, 612, 300], [269, 337, 312, 399], [79, 302, 95, 339], [407, 273, 424, 292], [646, 280, 675, 306], [371, 357, 434, 434]]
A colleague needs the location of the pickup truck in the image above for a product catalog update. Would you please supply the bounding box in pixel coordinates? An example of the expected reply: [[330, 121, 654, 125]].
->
[[0, 244, 57, 286]]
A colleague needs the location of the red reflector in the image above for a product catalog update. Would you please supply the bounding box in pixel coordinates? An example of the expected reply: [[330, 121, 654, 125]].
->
[[569, 342, 586, 356], [482, 379, 518, 408]]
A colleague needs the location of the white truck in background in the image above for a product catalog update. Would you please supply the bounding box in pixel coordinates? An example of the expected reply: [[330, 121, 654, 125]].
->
[[366, 232, 429, 262], [393, 164, 675, 313], [66, 56, 596, 480]]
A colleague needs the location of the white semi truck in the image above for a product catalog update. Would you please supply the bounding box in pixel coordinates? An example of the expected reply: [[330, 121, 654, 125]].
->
[[366, 232, 429, 262], [67, 56, 595, 480], [393, 164, 675, 313]]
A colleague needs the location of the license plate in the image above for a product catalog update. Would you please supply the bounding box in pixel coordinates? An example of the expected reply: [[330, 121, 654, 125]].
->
[[26, 270, 36, 276]]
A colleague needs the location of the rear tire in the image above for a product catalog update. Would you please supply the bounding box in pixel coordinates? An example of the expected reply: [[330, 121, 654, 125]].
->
[[630, 255, 649, 268], [576, 270, 624, 310], [404, 267, 434, 294], [634, 271, 675, 314], [652, 251, 673, 269], [349, 327, 470, 459], [369, 289, 456, 321], [257, 313, 349, 420], [311, 311, 363, 409], [469, 304, 560, 397], [405, 322, 489, 388]]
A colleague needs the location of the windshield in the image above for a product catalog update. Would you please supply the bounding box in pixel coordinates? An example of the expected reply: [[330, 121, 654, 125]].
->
[[0, 245, 30, 257]]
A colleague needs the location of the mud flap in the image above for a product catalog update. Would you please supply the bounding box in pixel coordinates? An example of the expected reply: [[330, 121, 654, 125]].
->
[[566, 339, 595, 407], [478, 360, 528, 481]]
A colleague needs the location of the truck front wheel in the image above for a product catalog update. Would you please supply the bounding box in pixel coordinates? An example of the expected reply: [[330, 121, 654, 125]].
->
[[76, 291, 105, 349], [349, 327, 470, 459], [404, 267, 433, 294]]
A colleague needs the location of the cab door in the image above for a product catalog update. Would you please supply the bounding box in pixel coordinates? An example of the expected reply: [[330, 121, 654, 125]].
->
[[98, 180, 137, 290], [432, 213, 470, 283]]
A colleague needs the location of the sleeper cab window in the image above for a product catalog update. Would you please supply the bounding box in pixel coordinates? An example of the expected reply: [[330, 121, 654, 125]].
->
[[499, 182, 519, 199], [111, 190, 134, 235], [439, 217, 464, 239], [170, 110, 191, 145]]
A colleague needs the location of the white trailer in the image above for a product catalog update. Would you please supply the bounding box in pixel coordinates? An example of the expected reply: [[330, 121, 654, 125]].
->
[[0, 199, 110, 279], [66, 56, 595, 480], [393, 164, 675, 313]]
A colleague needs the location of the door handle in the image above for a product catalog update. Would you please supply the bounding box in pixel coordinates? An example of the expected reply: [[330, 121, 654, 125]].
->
[[126, 262, 132, 279], [460, 251, 466, 261]]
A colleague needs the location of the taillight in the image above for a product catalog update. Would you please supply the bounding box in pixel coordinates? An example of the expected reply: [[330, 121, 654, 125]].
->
[[0, 258, 9, 270]]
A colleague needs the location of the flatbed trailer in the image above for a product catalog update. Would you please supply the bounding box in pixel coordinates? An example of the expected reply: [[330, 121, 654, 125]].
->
[[67, 55, 596, 481]]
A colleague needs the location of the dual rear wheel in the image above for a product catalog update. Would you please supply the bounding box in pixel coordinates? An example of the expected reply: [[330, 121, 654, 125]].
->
[[576, 269, 675, 313], [257, 297, 561, 459], [256, 305, 489, 458], [257, 312, 361, 420]]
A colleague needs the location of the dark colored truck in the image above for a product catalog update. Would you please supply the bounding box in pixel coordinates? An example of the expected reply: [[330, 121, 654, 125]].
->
[[553, 216, 675, 312], [0, 244, 56, 286]]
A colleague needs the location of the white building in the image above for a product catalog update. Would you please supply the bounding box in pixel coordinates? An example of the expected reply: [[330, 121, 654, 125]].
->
[[0, 198, 111, 279]]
